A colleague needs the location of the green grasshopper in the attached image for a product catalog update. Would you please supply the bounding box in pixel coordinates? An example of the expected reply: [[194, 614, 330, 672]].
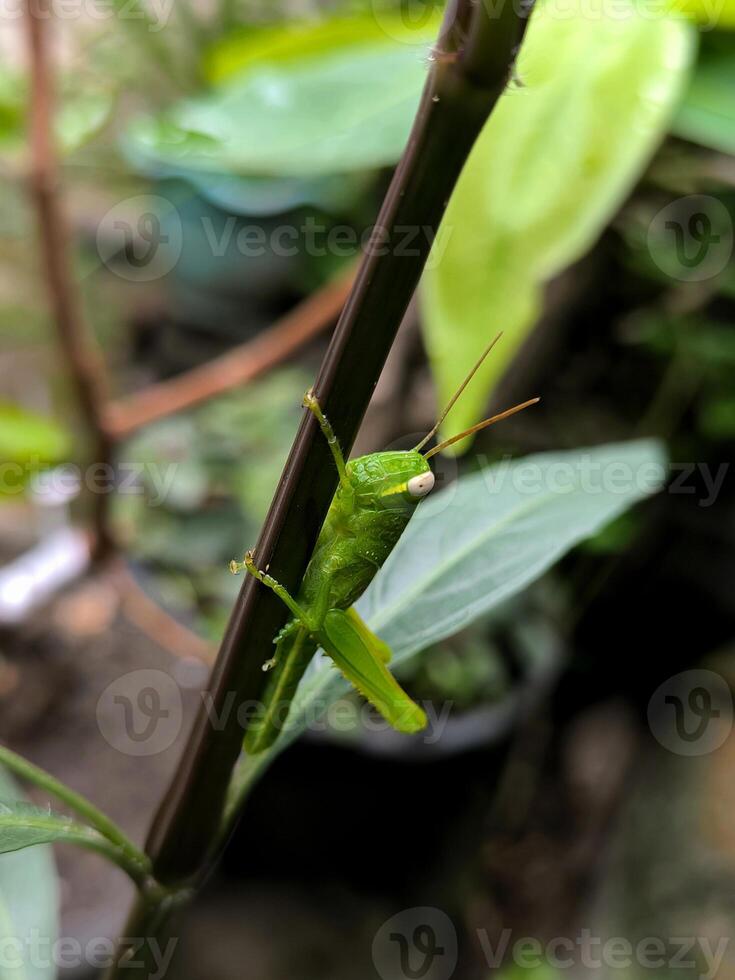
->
[[232, 336, 538, 754]]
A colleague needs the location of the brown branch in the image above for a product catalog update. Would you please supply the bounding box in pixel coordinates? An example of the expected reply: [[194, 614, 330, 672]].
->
[[25, 0, 114, 558], [104, 267, 355, 439], [111, 560, 214, 664]]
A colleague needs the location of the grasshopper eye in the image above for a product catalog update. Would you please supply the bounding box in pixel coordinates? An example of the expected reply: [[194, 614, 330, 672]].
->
[[407, 472, 435, 498]]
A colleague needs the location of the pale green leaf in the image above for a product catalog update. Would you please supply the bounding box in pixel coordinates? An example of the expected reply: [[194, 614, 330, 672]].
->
[[0, 769, 58, 980], [230, 440, 667, 800], [421, 0, 695, 445], [357, 440, 665, 658]]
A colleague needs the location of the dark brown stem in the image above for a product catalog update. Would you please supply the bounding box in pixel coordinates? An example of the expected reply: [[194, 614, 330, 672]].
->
[[25, 0, 114, 558], [107, 0, 534, 973]]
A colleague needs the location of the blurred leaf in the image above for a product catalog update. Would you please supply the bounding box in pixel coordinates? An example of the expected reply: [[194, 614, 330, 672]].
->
[[663, 0, 735, 28], [115, 368, 310, 635], [125, 15, 437, 180], [0, 404, 70, 471], [495, 966, 564, 980], [0, 768, 58, 980], [56, 92, 112, 154], [235, 440, 667, 786], [203, 14, 441, 84], [421, 0, 695, 447], [673, 51, 735, 154], [698, 391, 735, 438], [580, 510, 642, 555], [0, 70, 112, 159]]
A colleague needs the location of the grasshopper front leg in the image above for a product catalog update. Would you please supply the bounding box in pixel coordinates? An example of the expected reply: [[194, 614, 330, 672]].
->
[[303, 389, 353, 495], [231, 550, 313, 629]]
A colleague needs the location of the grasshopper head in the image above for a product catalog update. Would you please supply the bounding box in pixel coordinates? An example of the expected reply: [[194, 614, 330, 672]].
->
[[349, 450, 435, 508]]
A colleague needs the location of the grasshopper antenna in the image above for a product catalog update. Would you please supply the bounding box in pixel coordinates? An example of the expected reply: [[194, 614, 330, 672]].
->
[[424, 398, 540, 459], [413, 332, 503, 453]]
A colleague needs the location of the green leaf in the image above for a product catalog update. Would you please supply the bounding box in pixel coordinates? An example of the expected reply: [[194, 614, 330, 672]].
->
[[421, 0, 695, 447], [355, 440, 666, 661], [673, 50, 735, 154], [0, 404, 70, 470], [0, 769, 58, 980], [0, 799, 148, 886], [125, 15, 436, 180], [0, 801, 104, 856], [229, 440, 667, 803]]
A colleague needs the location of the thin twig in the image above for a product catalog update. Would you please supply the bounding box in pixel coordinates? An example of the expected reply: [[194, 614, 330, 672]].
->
[[105, 267, 355, 439], [25, 0, 114, 558], [111, 560, 214, 663]]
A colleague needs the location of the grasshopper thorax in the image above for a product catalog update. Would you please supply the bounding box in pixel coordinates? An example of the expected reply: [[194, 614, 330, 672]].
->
[[347, 450, 434, 508]]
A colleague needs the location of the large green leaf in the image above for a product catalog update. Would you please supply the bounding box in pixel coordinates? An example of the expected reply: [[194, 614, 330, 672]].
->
[[125, 15, 437, 180], [230, 439, 667, 801], [0, 770, 58, 980], [421, 0, 695, 445]]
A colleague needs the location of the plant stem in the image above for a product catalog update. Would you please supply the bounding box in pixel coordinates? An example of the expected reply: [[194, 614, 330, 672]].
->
[[25, 0, 114, 558], [107, 1, 534, 974]]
